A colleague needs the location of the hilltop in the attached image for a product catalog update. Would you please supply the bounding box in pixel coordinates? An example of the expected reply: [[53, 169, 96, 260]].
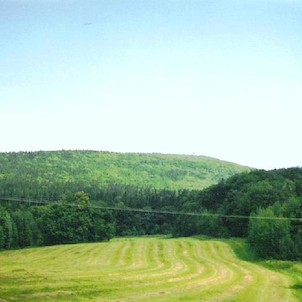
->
[[0, 150, 250, 200]]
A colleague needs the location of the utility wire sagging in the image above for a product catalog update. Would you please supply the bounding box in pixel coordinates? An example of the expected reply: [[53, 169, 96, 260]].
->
[[1, 196, 302, 222]]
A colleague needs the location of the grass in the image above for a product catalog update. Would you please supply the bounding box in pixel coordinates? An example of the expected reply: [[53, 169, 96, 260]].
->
[[0, 237, 301, 301]]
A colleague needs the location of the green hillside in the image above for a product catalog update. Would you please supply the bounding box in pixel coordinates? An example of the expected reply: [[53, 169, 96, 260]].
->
[[0, 150, 249, 198]]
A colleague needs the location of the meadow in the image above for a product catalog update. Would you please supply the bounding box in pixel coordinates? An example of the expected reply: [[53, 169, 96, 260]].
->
[[1, 237, 301, 301]]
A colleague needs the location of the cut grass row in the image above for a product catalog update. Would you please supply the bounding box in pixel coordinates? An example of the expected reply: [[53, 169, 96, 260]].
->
[[0, 237, 301, 301]]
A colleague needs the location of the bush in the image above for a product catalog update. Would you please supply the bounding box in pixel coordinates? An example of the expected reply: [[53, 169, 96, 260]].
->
[[248, 207, 294, 259]]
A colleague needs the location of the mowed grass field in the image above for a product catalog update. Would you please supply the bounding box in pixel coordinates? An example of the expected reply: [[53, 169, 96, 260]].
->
[[0, 237, 301, 302]]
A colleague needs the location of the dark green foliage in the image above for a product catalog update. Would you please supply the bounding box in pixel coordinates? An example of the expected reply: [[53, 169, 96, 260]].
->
[[172, 214, 201, 237], [0, 193, 115, 249], [172, 212, 230, 238], [33, 193, 115, 245], [0, 225, 4, 248], [95, 186, 185, 237], [0, 150, 248, 243], [0, 207, 16, 249], [2, 150, 302, 260], [186, 168, 302, 237], [12, 209, 41, 248], [172, 168, 302, 259], [248, 208, 294, 259]]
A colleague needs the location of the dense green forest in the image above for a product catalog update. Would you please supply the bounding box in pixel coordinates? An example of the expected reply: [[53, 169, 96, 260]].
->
[[173, 168, 302, 260], [0, 192, 114, 249], [1, 151, 302, 260], [0, 150, 247, 250], [0, 150, 249, 198]]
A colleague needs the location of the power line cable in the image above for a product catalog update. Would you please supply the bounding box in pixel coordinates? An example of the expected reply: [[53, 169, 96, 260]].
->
[[1, 196, 302, 222]]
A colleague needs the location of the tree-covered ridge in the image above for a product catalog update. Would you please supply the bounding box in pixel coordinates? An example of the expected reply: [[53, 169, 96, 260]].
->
[[0, 150, 249, 200], [1, 165, 302, 260], [3, 150, 302, 260], [173, 167, 302, 259]]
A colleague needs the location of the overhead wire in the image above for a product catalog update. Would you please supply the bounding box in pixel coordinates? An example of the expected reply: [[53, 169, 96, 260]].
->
[[1, 196, 302, 222]]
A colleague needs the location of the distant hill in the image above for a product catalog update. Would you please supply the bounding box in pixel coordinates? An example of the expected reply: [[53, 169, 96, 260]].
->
[[0, 150, 250, 200]]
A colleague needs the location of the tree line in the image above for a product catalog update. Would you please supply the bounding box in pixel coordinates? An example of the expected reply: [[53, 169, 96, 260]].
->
[[1, 167, 302, 260], [0, 192, 114, 249], [173, 168, 302, 260]]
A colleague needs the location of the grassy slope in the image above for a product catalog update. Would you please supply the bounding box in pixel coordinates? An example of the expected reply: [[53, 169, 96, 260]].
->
[[0, 150, 250, 191], [0, 237, 301, 302]]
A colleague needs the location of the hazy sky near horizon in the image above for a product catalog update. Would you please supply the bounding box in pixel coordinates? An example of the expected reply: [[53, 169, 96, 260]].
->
[[1, 0, 302, 169]]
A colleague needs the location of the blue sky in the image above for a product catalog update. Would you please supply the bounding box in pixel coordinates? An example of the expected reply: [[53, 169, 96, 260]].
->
[[1, 0, 302, 169]]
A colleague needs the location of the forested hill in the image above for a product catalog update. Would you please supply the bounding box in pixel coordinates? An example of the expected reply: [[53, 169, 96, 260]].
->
[[2, 151, 302, 260], [0, 150, 249, 200], [172, 167, 302, 259]]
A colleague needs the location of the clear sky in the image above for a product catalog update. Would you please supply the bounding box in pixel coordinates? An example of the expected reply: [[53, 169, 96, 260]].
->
[[1, 0, 302, 169]]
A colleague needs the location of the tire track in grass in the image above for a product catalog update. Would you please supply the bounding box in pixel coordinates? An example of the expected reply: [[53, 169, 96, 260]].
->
[[74, 239, 286, 302], [153, 239, 186, 278], [104, 239, 126, 266], [196, 241, 254, 301], [132, 238, 148, 269], [84, 243, 108, 266], [116, 239, 132, 266], [120, 239, 214, 300], [113, 238, 161, 278], [134, 238, 177, 277], [162, 240, 238, 300], [222, 240, 265, 301], [114, 238, 197, 299], [0, 237, 299, 302], [109, 239, 188, 300], [166, 239, 206, 283], [36, 240, 277, 302], [203, 241, 250, 297], [218, 240, 295, 302], [119, 238, 179, 282], [122, 239, 218, 302], [204, 241, 291, 302], [129, 239, 296, 302], [181, 240, 295, 302]]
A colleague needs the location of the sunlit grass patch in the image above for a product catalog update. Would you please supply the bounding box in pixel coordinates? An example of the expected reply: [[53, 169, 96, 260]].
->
[[0, 237, 301, 301]]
